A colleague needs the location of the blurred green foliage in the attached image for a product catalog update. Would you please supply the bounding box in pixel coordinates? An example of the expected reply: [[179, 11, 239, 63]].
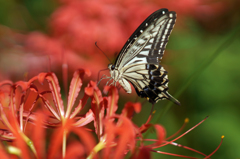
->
[[0, 0, 58, 31], [0, 0, 240, 158], [153, 18, 240, 158]]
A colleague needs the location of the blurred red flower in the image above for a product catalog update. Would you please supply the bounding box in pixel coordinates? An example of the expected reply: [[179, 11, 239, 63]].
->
[[23, 0, 231, 80], [0, 0, 233, 81]]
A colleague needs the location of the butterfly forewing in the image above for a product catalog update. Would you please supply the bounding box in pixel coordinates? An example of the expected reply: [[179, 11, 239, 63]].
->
[[116, 8, 176, 68], [109, 8, 180, 105]]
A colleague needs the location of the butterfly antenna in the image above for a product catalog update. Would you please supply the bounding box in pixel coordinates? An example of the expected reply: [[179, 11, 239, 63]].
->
[[95, 42, 112, 63]]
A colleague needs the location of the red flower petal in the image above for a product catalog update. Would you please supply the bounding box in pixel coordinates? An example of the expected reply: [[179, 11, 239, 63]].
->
[[154, 124, 166, 145], [64, 142, 85, 159], [0, 80, 13, 87], [14, 81, 29, 93], [131, 146, 151, 159], [37, 72, 49, 85], [32, 111, 46, 159], [121, 102, 141, 119], [0, 143, 9, 159], [44, 73, 65, 117], [104, 86, 118, 117], [84, 87, 94, 96], [66, 69, 87, 117], [8, 111, 31, 159], [71, 127, 97, 157], [104, 115, 136, 159], [73, 109, 94, 127], [48, 119, 73, 158]]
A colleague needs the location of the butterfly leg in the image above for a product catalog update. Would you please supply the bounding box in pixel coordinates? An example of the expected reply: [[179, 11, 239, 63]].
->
[[97, 74, 111, 86], [134, 96, 139, 103], [149, 103, 155, 118], [105, 78, 113, 86], [117, 84, 122, 91], [108, 80, 115, 86], [97, 68, 109, 83]]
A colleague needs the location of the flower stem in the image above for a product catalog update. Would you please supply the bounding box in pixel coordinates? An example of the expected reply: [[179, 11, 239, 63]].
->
[[21, 132, 37, 156], [62, 130, 67, 158], [87, 139, 106, 159]]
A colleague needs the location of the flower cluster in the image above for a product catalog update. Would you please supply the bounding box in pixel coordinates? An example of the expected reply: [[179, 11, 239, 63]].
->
[[0, 69, 223, 158], [23, 0, 229, 78]]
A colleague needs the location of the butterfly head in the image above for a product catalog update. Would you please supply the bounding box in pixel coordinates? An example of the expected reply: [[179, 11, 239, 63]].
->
[[108, 64, 115, 71], [108, 64, 120, 85]]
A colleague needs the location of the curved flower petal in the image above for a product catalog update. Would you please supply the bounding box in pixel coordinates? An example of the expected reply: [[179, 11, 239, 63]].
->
[[121, 102, 141, 119], [104, 86, 118, 117], [66, 69, 89, 118], [44, 73, 65, 118], [104, 115, 136, 159], [73, 109, 94, 127]]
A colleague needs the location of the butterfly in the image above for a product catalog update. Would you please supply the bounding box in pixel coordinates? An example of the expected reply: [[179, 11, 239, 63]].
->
[[106, 8, 180, 105]]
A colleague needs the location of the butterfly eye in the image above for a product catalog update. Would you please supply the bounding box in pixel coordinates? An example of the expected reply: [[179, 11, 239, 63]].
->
[[111, 65, 115, 70]]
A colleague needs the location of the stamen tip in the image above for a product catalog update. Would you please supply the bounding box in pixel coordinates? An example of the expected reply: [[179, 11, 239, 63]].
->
[[221, 135, 225, 139], [153, 110, 156, 114], [184, 118, 189, 123]]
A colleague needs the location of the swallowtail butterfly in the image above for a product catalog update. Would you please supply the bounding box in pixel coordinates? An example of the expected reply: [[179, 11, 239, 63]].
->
[[107, 8, 180, 105]]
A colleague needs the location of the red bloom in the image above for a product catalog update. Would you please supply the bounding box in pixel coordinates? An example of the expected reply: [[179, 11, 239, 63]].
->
[[0, 70, 223, 159]]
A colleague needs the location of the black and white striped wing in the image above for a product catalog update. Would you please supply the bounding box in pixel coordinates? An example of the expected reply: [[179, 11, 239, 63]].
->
[[121, 63, 180, 105], [111, 8, 180, 105], [115, 8, 176, 69]]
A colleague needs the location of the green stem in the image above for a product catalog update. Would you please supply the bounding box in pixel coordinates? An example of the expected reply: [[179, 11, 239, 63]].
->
[[21, 132, 37, 156], [7, 133, 37, 158], [87, 139, 106, 159]]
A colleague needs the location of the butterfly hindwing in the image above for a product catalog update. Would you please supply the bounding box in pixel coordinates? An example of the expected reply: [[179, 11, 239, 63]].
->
[[121, 63, 180, 105]]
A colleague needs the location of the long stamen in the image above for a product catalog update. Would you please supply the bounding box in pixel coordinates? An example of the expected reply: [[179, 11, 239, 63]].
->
[[169, 142, 207, 157], [140, 139, 208, 157], [152, 149, 198, 159], [204, 136, 224, 159], [165, 118, 189, 140], [154, 116, 209, 149]]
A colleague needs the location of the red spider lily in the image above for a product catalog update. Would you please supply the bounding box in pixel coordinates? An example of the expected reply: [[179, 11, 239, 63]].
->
[[0, 80, 37, 156], [21, 69, 94, 129], [0, 70, 224, 159], [0, 69, 95, 157], [0, 110, 97, 159], [82, 83, 223, 159]]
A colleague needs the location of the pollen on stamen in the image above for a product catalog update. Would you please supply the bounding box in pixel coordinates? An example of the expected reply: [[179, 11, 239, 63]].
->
[[204, 134, 225, 158], [164, 117, 189, 141]]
